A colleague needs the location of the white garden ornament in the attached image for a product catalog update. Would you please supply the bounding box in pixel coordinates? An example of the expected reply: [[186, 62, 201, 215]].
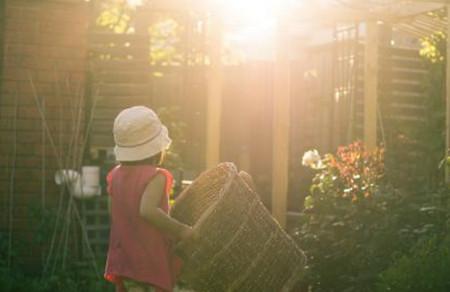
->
[[54, 166, 101, 199], [302, 149, 325, 169]]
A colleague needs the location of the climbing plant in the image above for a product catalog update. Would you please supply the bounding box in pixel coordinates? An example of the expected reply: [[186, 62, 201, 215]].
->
[[419, 9, 447, 63], [95, 0, 206, 68], [384, 8, 447, 191], [95, 0, 134, 33]]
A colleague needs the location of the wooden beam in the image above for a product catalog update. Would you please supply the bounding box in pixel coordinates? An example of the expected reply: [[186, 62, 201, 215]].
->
[[205, 15, 222, 169], [0, 0, 5, 105], [446, 5, 450, 184], [140, 1, 446, 29], [145, 0, 210, 11], [292, 3, 445, 26], [363, 21, 380, 151], [272, 20, 290, 228]]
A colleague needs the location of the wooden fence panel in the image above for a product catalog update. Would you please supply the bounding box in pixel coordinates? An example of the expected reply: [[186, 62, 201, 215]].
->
[[88, 31, 153, 150], [379, 47, 432, 185]]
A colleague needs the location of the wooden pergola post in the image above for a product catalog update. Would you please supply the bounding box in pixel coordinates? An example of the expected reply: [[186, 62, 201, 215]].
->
[[272, 20, 290, 228], [363, 20, 380, 151], [205, 14, 223, 169], [446, 5, 450, 184]]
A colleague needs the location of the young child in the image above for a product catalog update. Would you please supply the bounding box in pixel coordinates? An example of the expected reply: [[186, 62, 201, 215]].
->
[[104, 106, 192, 292]]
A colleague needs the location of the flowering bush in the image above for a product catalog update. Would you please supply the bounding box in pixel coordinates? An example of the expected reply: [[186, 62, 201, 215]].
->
[[302, 141, 385, 208], [293, 142, 450, 292], [294, 142, 405, 291]]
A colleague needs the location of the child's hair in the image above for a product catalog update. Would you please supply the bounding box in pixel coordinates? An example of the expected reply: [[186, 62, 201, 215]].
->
[[120, 151, 165, 166]]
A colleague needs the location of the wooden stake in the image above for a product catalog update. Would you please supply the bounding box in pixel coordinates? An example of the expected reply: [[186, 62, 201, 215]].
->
[[364, 21, 379, 151], [446, 5, 450, 184], [272, 20, 290, 228], [205, 15, 223, 169]]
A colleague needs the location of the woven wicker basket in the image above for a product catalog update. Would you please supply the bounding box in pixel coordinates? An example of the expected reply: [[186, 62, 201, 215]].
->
[[170, 163, 306, 292]]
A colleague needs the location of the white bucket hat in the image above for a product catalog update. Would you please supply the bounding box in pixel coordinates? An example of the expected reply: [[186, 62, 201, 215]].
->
[[113, 106, 172, 161]]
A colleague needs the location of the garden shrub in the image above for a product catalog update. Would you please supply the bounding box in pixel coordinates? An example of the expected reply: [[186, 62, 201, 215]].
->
[[377, 235, 450, 292], [0, 262, 111, 292], [293, 141, 450, 292], [0, 206, 114, 292]]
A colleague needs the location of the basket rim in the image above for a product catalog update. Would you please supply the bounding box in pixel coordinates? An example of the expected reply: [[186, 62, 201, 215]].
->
[[171, 162, 238, 215]]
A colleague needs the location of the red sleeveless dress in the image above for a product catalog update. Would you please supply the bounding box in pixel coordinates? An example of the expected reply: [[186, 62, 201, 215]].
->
[[104, 165, 178, 292]]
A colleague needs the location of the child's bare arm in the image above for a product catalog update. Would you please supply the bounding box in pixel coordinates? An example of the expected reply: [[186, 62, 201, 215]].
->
[[139, 173, 192, 240]]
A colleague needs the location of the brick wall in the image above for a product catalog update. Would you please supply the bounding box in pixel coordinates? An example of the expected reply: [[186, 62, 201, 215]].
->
[[0, 0, 89, 269]]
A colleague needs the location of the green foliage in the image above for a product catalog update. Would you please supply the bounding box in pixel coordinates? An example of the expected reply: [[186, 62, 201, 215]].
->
[[420, 59, 447, 187], [149, 17, 184, 67], [377, 235, 450, 292], [420, 31, 446, 63], [96, 0, 134, 33], [0, 204, 113, 292], [419, 10, 447, 63], [0, 265, 113, 292], [0, 264, 112, 292], [294, 142, 450, 292]]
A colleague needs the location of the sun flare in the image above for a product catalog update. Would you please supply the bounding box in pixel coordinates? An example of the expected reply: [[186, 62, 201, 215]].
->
[[221, 0, 280, 39], [218, 0, 288, 59]]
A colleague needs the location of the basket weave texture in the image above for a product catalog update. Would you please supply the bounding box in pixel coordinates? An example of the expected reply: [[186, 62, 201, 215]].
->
[[170, 163, 306, 292]]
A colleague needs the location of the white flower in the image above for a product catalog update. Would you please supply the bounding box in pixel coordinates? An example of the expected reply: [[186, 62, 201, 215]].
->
[[302, 149, 320, 166], [302, 149, 324, 169]]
